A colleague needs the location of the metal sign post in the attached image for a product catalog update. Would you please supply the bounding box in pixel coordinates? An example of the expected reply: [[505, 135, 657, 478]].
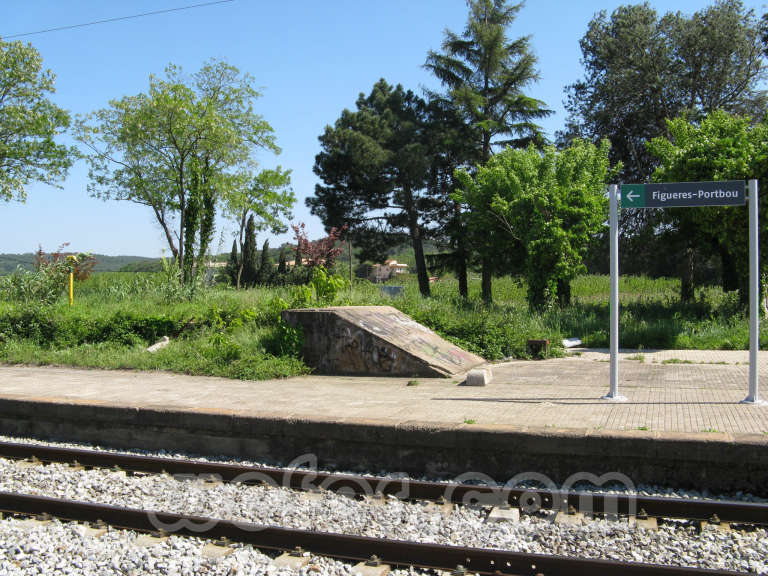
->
[[743, 179, 765, 404], [603, 184, 625, 400], [608, 179, 761, 404]]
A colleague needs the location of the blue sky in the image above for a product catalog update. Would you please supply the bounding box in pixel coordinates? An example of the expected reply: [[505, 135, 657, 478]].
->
[[1, 0, 765, 257]]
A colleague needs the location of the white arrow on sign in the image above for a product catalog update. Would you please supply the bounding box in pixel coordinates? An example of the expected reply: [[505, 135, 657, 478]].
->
[[626, 190, 639, 202]]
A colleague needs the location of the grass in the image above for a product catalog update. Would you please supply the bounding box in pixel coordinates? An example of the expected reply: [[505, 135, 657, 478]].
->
[[0, 271, 762, 381]]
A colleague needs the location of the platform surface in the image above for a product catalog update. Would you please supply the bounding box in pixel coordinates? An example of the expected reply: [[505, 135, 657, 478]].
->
[[1, 348, 767, 436]]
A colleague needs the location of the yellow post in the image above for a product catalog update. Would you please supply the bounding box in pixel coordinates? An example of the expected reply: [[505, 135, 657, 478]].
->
[[66, 254, 77, 307]]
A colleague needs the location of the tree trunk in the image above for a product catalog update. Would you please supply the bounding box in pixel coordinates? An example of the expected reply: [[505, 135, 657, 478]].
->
[[152, 205, 178, 261], [720, 245, 739, 293], [456, 244, 468, 299], [408, 207, 431, 298], [482, 131, 491, 164], [557, 278, 572, 307], [680, 247, 695, 303], [481, 257, 492, 304], [236, 211, 247, 289]]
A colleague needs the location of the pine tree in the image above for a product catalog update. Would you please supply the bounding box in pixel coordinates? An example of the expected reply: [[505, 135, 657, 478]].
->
[[226, 239, 239, 286], [425, 0, 550, 303], [241, 214, 258, 287]]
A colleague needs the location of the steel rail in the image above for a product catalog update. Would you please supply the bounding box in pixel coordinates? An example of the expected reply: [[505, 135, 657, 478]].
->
[[0, 492, 744, 576], [0, 440, 765, 525]]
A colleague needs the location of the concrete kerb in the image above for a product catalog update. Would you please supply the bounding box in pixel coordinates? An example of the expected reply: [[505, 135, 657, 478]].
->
[[0, 397, 766, 493]]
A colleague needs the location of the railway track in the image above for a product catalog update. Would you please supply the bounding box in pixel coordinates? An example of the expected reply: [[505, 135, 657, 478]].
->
[[0, 440, 765, 527], [0, 491, 747, 576]]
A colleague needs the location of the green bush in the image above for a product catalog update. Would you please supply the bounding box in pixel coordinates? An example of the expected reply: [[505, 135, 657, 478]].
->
[[0, 263, 68, 306]]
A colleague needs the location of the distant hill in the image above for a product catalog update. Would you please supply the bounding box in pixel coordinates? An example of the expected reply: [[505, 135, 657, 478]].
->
[[0, 253, 160, 275]]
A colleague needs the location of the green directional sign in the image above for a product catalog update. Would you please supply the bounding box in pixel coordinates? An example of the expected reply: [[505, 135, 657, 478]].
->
[[620, 184, 646, 208], [620, 181, 746, 209]]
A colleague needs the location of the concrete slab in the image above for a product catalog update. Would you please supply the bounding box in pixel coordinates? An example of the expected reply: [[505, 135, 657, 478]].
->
[[486, 507, 520, 523], [273, 551, 310, 569], [282, 306, 484, 377]]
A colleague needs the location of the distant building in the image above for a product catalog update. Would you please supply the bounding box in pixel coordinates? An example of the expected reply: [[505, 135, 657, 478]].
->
[[369, 259, 409, 283]]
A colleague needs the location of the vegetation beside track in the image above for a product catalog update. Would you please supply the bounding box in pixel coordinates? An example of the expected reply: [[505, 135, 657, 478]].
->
[[0, 271, 763, 380]]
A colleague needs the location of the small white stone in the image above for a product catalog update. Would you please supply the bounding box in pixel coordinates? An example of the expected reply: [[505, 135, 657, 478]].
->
[[146, 336, 170, 353]]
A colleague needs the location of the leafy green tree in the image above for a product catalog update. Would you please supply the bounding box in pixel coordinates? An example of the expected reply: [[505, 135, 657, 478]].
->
[[310, 79, 435, 296], [224, 166, 293, 287], [562, 1, 765, 182], [456, 140, 615, 309], [425, 0, 551, 303], [75, 60, 278, 283], [647, 110, 768, 302], [241, 214, 258, 288], [0, 38, 74, 201], [562, 1, 766, 283]]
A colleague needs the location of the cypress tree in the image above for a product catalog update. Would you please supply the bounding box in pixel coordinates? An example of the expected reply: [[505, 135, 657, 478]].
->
[[257, 239, 273, 285], [277, 246, 287, 274], [226, 239, 239, 286], [241, 214, 258, 287]]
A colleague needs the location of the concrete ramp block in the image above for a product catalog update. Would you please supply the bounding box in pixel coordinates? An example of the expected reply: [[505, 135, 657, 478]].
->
[[282, 306, 485, 378], [463, 368, 492, 386]]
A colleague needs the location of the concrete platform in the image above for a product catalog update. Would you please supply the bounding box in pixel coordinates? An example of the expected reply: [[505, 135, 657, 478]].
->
[[0, 352, 766, 494]]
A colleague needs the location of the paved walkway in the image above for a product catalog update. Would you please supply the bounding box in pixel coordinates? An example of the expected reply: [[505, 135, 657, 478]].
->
[[0, 351, 766, 436], [572, 348, 767, 366]]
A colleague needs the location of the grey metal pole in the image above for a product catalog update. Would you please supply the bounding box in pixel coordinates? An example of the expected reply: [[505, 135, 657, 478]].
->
[[603, 184, 625, 401], [743, 179, 765, 404]]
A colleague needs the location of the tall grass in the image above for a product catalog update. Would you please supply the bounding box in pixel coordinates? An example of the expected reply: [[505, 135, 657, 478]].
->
[[0, 271, 762, 380]]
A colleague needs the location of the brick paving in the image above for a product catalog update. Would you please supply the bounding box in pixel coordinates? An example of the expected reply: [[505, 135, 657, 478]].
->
[[0, 351, 766, 435]]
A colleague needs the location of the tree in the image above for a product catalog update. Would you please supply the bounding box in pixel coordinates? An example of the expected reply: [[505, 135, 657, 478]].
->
[[562, 1, 766, 287], [277, 246, 288, 275], [75, 60, 279, 283], [647, 110, 768, 302], [291, 222, 346, 270], [562, 1, 766, 182], [224, 166, 294, 288], [425, 0, 551, 302], [241, 214, 258, 287], [310, 79, 434, 296], [0, 38, 74, 201], [225, 239, 239, 285], [456, 140, 615, 309], [257, 238, 273, 285], [422, 97, 480, 298]]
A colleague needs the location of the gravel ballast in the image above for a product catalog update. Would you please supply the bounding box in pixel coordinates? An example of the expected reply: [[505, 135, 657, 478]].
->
[[0, 517, 428, 576], [0, 456, 766, 574]]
